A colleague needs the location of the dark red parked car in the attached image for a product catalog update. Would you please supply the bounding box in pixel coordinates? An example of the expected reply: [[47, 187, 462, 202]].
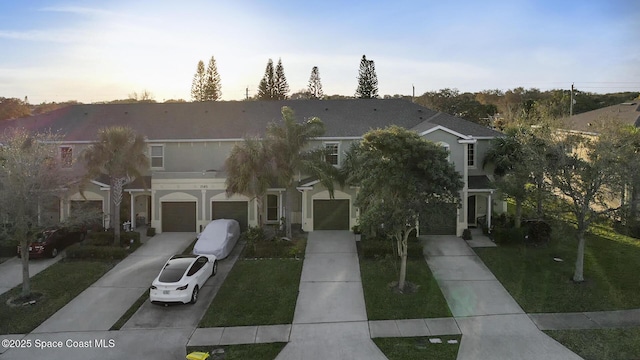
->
[[17, 227, 87, 258]]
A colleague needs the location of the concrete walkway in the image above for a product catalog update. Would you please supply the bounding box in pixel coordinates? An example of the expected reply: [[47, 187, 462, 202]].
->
[[423, 235, 584, 360], [32, 232, 195, 333], [275, 230, 388, 360], [0, 255, 63, 295]]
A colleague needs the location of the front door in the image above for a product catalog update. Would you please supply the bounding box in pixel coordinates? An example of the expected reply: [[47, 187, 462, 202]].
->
[[468, 195, 476, 227]]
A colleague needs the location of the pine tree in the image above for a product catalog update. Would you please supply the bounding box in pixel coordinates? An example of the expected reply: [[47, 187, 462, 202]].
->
[[355, 55, 379, 99], [191, 60, 206, 102], [203, 56, 222, 101], [274, 58, 289, 100], [307, 66, 323, 100], [257, 59, 276, 100]]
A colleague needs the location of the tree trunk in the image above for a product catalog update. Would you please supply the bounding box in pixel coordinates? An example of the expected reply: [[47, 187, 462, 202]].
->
[[514, 200, 523, 228], [285, 186, 294, 239], [256, 195, 264, 228], [536, 177, 544, 218], [573, 228, 586, 282], [397, 231, 409, 291], [629, 182, 638, 224], [112, 178, 125, 246], [20, 237, 31, 297]]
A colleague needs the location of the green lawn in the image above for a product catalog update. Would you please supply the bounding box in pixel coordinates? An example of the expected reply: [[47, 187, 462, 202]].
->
[[0, 260, 113, 334], [360, 258, 452, 320], [475, 220, 640, 312], [545, 328, 640, 360], [199, 259, 303, 327], [186, 343, 286, 360], [374, 336, 461, 360]]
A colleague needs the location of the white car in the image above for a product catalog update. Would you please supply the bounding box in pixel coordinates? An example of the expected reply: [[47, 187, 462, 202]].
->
[[194, 219, 240, 259], [150, 254, 217, 305]]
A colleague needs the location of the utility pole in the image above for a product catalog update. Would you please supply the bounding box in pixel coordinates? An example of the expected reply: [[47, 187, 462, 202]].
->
[[245, 87, 249, 100], [412, 84, 415, 102], [570, 83, 575, 116]]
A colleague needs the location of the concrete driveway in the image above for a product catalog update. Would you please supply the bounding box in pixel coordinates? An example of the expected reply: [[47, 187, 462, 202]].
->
[[276, 230, 388, 360], [423, 235, 583, 360], [122, 240, 244, 329], [0, 255, 63, 295], [31, 233, 196, 333]]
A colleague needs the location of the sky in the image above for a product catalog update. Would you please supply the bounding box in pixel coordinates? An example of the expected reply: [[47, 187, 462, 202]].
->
[[0, 0, 639, 104]]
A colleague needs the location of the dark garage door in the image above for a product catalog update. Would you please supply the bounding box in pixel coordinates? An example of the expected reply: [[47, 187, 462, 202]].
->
[[419, 203, 457, 235], [162, 202, 196, 232], [314, 199, 350, 230], [212, 201, 248, 231]]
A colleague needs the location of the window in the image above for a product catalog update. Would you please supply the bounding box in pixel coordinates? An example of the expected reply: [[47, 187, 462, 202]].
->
[[325, 143, 339, 166], [467, 143, 475, 167], [150, 145, 164, 168], [267, 194, 279, 222], [438, 142, 450, 161], [60, 146, 72, 168]]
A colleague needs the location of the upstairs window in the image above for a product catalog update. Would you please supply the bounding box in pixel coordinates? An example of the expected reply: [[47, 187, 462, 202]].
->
[[325, 143, 339, 166], [467, 144, 475, 167], [150, 145, 164, 168], [60, 146, 73, 168]]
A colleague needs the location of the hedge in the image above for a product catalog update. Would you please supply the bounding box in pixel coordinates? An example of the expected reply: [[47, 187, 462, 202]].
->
[[66, 244, 128, 260]]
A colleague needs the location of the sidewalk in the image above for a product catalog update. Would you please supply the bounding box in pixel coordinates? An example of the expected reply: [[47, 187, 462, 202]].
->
[[423, 234, 584, 360]]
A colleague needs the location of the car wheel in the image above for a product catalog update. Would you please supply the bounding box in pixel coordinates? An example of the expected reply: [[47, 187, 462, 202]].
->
[[50, 248, 58, 258], [190, 286, 199, 304], [212, 261, 217, 276]]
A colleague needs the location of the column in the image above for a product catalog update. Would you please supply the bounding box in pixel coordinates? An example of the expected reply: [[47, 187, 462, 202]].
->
[[130, 192, 135, 229], [487, 192, 493, 229]]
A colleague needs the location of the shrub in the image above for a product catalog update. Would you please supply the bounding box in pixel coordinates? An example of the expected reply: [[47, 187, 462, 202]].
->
[[243, 239, 303, 258], [146, 227, 156, 237], [522, 220, 552, 246], [86, 232, 114, 246], [66, 243, 128, 260], [242, 226, 267, 243], [492, 227, 526, 245], [462, 228, 472, 240], [120, 231, 140, 247]]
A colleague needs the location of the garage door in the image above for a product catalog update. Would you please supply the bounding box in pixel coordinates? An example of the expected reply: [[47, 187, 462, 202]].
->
[[313, 199, 350, 230], [212, 201, 248, 231], [419, 203, 457, 235], [162, 202, 196, 232]]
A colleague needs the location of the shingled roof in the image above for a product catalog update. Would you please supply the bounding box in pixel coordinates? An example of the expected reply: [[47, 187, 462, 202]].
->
[[562, 102, 640, 133], [0, 99, 501, 141]]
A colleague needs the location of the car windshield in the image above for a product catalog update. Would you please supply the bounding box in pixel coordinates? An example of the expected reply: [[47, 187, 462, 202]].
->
[[33, 231, 54, 243], [158, 259, 191, 283]]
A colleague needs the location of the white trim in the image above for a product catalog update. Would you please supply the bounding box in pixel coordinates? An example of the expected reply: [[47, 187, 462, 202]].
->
[[148, 138, 244, 143], [296, 186, 313, 191], [419, 125, 473, 140], [91, 179, 110, 188], [458, 139, 477, 144], [323, 141, 340, 166], [159, 192, 198, 202], [317, 136, 362, 140], [300, 180, 320, 187], [468, 189, 496, 193]]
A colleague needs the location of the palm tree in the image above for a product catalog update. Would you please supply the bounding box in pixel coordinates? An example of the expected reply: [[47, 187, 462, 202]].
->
[[225, 137, 274, 228], [266, 107, 338, 238], [81, 126, 149, 245]]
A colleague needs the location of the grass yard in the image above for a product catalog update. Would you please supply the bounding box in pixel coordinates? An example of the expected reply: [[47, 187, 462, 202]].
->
[[374, 336, 461, 360], [360, 258, 452, 320], [475, 220, 640, 312], [0, 260, 112, 334], [199, 258, 303, 327], [545, 328, 640, 360], [186, 343, 286, 360]]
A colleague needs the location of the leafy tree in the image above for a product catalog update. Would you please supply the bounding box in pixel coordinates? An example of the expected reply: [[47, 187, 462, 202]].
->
[[0, 97, 31, 121], [266, 107, 338, 238], [274, 58, 289, 100], [355, 55, 378, 99], [80, 127, 149, 245], [225, 137, 274, 227], [32, 101, 81, 115], [416, 89, 496, 125], [257, 59, 276, 100], [0, 129, 73, 296], [546, 133, 623, 282], [204, 56, 222, 101], [342, 126, 463, 291], [126, 90, 156, 103], [307, 66, 323, 99], [191, 60, 206, 102]]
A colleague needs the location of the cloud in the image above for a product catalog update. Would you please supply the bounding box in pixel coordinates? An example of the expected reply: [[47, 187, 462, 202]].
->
[[0, 29, 82, 43], [38, 5, 116, 17]]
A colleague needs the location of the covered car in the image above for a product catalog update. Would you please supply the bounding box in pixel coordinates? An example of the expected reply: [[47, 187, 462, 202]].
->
[[193, 219, 240, 259], [150, 254, 217, 305]]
